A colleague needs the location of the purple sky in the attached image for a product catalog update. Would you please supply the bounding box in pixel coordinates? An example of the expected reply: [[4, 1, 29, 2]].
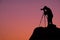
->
[[0, 0, 60, 40]]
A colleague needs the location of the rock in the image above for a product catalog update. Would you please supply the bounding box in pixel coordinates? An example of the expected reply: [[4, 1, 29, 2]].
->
[[29, 24, 60, 40]]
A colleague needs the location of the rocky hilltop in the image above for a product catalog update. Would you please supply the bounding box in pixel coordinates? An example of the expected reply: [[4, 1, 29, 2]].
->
[[29, 24, 60, 40]]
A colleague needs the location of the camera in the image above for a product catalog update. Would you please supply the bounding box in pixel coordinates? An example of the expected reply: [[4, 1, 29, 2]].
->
[[41, 9, 43, 10], [41, 8, 45, 10]]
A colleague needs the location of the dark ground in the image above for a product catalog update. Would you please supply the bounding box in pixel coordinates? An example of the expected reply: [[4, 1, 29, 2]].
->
[[29, 24, 60, 40]]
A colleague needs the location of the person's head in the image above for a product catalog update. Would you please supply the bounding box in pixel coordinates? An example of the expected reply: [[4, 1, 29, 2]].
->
[[41, 6, 48, 10], [43, 6, 48, 9]]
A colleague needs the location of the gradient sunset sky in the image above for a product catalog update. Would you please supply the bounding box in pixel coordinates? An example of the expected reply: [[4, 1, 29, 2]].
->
[[0, 0, 60, 40]]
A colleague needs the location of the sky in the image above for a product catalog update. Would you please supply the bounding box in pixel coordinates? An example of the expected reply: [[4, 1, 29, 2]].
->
[[0, 0, 60, 40]]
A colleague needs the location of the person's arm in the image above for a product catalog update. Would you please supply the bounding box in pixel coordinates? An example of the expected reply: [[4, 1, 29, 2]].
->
[[44, 9, 47, 15]]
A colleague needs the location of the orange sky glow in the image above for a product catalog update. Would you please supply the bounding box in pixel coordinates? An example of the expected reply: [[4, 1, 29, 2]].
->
[[0, 0, 60, 40]]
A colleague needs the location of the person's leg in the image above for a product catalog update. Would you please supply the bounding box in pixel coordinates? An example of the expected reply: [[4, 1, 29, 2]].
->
[[48, 17, 50, 25], [51, 17, 53, 24], [48, 17, 52, 25], [49, 17, 53, 24]]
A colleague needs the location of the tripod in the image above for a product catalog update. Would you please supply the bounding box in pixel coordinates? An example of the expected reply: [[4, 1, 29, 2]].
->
[[39, 14, 46, 27]]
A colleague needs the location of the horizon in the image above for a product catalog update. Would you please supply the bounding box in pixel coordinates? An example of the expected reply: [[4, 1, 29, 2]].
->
[[0, 0, 60, 40]]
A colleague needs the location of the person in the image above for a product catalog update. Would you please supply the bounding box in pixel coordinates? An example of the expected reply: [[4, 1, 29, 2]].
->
[[41, 6, 53, 25]]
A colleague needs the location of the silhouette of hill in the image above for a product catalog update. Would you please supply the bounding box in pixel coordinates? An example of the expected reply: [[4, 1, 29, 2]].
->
[[29, 24, 60, 40]]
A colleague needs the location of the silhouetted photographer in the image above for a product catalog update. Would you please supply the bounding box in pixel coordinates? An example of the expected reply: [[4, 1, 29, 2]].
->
[[41, 6, 53, 25]]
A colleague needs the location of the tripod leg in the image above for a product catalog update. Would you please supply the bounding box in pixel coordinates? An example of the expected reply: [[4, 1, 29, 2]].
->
[[39, 14, 44, 26], [44, 15, 46, 27]]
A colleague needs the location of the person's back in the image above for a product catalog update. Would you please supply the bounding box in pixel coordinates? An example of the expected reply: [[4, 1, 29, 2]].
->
[[45, 7, 53, 18]]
